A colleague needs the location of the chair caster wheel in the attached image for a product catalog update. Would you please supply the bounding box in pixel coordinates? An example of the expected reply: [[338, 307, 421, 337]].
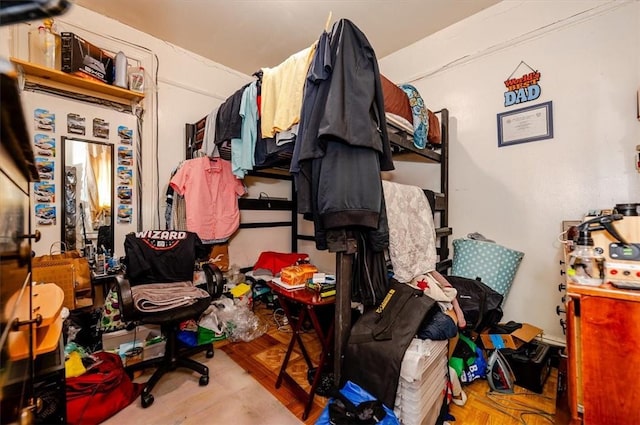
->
[[199, 375, 209, 386], [141, 393, 154, 408], [206, 349, 214, 358]]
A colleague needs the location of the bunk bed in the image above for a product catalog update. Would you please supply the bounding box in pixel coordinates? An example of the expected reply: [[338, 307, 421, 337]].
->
[[181, 18, 453, 424], [184, 93, 451, 271]]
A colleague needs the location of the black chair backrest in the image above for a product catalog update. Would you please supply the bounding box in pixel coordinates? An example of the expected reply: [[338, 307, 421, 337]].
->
[[123, 230, 207, 285]]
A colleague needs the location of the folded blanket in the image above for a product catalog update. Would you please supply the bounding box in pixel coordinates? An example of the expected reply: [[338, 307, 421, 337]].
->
[[131, 281, 210, 313]]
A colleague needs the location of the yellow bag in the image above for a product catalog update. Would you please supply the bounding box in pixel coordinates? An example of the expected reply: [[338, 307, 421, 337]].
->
[[33, 242, 92, 300], [32, 259, 77, 310]]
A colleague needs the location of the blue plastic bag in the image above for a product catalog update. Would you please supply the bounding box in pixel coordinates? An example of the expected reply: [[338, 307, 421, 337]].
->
[[315, 380, 400, 425]]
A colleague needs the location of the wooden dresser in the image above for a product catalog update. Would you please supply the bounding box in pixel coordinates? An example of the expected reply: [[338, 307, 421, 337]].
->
[[566, 282, 640, 424], [1, 65, 42, 423]]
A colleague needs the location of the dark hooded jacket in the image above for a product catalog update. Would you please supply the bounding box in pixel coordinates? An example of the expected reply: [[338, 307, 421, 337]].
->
[[294, 18, 394, 251]]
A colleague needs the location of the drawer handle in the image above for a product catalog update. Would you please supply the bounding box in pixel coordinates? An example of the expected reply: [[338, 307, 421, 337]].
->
[[19, 230, 41, 242], [12, 313, 42, 330]]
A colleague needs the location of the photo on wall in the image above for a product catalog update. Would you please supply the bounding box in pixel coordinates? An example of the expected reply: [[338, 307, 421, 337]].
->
[[117, 146, 133, 166], [67, 113, 86, 135], [33, 134, 56, 157], [34, 108, 55, 132], [117, 185, 132, 204], [93, 117, 110, 139], [33, 182, 55, 203], [118, 125, 133, 144], [35, 204, 56, 226], [117, 205, 132, 224], [117, 166, 132, 185], [35, 157, 54, 181]]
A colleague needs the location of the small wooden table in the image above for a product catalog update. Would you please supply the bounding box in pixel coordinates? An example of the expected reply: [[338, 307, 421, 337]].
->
[[266, 280, 335, 420]]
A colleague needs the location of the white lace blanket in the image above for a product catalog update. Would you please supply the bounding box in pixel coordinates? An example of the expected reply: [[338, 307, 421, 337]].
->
[[382, 180, 437, 283]]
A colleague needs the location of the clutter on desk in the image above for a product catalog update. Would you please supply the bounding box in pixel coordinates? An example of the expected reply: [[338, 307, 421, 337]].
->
[[279, 263, 319, 286], [306, 274, 337, 298], [569, 205, 640, 289]]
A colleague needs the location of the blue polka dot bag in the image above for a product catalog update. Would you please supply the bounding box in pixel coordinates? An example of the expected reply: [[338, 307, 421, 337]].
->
[[452, 238, 524, 300]]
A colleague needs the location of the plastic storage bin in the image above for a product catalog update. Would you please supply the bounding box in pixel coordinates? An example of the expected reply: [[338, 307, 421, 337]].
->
[[394, 339, 448, 425]]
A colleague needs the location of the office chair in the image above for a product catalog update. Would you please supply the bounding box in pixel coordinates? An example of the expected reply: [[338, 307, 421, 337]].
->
[[113, 230, 224, 408]]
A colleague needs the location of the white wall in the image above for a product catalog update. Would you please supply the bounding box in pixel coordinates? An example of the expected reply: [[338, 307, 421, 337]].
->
[[380, 0, 640, 341]]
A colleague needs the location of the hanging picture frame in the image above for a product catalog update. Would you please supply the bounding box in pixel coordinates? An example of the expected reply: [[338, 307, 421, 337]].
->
[[497, 101, 553, 147]]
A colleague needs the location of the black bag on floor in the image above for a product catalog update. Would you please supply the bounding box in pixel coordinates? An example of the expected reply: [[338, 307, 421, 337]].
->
[[446, 275, 503, 333]]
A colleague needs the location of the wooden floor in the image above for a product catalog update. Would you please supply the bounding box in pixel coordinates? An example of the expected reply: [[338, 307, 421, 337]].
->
[[219, 301, 562, 425], [448, 369, 559, 425]]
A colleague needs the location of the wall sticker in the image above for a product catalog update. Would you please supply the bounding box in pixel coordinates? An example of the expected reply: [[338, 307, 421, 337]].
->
[[504, 61, 541, 107]]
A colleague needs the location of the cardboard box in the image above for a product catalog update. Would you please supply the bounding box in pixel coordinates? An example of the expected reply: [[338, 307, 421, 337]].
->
[[61, 32, 113, 83], [101, 324, 161, 351], [102, 324, 166, 367], [142, 340, 166, 362], [480, 323, 543, 350]]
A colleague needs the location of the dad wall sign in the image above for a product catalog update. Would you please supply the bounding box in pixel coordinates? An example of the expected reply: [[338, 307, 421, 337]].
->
[[503, 61, 541, 107]]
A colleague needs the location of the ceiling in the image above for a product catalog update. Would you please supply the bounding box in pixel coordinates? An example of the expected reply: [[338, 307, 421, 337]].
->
[[74, 0, 500, 75]]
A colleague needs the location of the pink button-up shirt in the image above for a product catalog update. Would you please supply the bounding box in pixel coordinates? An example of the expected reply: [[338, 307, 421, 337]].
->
[[170, 157, 245, 241]]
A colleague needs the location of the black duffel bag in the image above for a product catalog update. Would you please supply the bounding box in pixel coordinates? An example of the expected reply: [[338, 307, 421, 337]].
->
[[447, 275, 504, 333]]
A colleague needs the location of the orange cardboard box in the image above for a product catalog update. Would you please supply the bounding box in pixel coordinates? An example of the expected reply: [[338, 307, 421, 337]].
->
[[480, 323, 543, 350]]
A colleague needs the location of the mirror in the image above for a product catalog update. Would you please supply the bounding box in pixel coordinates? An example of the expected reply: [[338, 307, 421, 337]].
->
[[61, 136, 114, 257]]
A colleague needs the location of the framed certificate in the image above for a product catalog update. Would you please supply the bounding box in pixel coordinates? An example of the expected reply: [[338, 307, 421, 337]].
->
[[497, 101, 553, 147]]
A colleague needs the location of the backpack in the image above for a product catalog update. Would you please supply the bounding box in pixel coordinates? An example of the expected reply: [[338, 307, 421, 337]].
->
[[446, 275, 504, 333], [66, 351, 142, 425]]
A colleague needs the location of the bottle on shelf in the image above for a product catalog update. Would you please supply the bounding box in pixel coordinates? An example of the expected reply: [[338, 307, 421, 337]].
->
[[28, 19, 60, 70], [128, 66, 145, 93], [113, 51, 128, 88], [28, 24, 46, 65]]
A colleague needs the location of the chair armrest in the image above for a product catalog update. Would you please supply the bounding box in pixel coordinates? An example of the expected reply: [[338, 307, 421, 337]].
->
[[201, 263, 224, 299], [112, 274, 137, 321]]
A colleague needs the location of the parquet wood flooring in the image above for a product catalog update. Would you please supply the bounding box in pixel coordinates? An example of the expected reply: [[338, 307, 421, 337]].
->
[[448, 368, 559, 425], [220, 302, 562, 425], [218, 304, 327, 424]]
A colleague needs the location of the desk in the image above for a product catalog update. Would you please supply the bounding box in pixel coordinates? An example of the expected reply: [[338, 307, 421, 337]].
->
[[267, 281, 335, 420]]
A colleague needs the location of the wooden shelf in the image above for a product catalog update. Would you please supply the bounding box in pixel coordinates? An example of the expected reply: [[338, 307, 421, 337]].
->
[[10, 57, 145, 105]]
